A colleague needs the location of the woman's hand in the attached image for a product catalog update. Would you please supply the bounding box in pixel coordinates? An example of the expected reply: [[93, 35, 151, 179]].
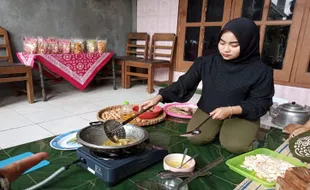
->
[[210, 107, 232, 120], [0, 152, 49, 183], [290, 126, 309, 138], [140, 95, 163, 110], [283, 124, 303, 134]]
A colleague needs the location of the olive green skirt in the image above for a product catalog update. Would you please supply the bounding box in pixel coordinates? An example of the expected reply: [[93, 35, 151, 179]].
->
[[187, 108, 260, 154]]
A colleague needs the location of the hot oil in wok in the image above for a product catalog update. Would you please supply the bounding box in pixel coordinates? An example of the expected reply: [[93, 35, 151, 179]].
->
[[103, 137, 136, 146]]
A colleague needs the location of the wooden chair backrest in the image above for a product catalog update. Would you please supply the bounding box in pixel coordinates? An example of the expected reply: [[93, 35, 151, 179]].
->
[[0, 27, 13, 63], [125, 32, 150, 59], [149, 33, 176, 63]]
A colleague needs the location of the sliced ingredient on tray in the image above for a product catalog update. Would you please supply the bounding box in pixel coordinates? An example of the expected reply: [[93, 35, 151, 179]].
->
[[241, 154, 294, 182]]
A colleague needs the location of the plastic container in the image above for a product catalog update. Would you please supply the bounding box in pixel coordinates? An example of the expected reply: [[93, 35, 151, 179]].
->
[[226, 148, 307, 188], [132, 105, 162, 119], [120, 101, 134, 121]]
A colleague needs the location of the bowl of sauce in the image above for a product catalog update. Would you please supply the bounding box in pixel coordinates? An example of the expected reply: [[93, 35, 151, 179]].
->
[[163, 153, 196, 172]]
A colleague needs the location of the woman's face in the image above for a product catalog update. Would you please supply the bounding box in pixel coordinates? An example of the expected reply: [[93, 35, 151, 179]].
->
[[218, 31, 240, 60]]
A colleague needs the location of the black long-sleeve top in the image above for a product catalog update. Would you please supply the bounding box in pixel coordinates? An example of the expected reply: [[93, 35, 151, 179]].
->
[[159, 55, 275, 121]]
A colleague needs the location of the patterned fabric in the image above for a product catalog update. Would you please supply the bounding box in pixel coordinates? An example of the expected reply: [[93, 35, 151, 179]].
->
[[17, 52, 114, 90], [0, 174, 10, 190]]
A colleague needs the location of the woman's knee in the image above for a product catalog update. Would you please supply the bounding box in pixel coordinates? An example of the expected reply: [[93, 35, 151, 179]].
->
[[220, 139, 251, 154]]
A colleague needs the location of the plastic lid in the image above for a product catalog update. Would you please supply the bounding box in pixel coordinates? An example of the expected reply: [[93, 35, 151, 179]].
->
[[123, 101, 129, 105]]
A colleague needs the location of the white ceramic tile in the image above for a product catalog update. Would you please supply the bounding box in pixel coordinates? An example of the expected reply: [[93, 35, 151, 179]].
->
[[78, 111, 99, 122], [91, 98, 124, 109], [159, 0, 170, 14], [10, 102, 58, 115], [0, 95, 31, 107], [274, 84, 284, 98], [22, 107, 72, 123], [61, 102, 99, 115], [38, 116, 89, 135], [0, 115, 34, 131], [0, 107, 19, 119], [0, 124, 53, 149], [81, 89, 124, 100], [282, 86, 308, 105], [306, 90, 310, 106]]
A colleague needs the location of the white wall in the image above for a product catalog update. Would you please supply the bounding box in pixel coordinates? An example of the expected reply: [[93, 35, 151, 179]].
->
[[137, 0, 310, 105]]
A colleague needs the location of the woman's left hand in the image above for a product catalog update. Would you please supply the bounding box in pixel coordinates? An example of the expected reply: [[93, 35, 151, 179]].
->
[[210, 107, 231, 120], [290, 127, 309, 139]]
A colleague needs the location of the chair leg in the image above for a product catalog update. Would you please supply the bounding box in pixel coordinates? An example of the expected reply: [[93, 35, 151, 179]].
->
[[168, 65, 174, 85], [125, 65, 131, 89], [147, 66, 155, 94], [26, 69, 34, 104], [121, 61, 125, 88]]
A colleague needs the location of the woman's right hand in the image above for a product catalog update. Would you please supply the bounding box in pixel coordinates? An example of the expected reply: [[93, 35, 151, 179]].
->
[[140, 95, 163, 110]]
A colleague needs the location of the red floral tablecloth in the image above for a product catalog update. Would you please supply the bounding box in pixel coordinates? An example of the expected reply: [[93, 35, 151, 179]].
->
[[17, 52, 114, 90]]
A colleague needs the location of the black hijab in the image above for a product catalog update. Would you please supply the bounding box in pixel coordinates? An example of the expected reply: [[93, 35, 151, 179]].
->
[[218, 17, 260, 64]]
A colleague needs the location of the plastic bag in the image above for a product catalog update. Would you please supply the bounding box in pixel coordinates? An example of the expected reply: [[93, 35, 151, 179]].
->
[[97, 39, 107, 53], [72, 39, 85, 54], [59, 39, 71, 54], [86, 39, 97, 53], [23, 36, 38, 54], [37, 37, 48, 54]]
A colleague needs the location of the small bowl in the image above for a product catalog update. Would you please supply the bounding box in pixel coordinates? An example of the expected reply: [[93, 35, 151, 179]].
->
[[132, 105, 163, 119], [163, 153, 196, 172]]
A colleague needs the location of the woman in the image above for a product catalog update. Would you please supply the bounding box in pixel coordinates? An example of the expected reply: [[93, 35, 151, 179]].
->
[[141, 17, 275, 154]]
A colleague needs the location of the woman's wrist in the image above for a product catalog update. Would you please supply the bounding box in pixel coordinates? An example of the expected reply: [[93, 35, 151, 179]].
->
[[155, 94, 163, 102], [229, 106, 242, 116]]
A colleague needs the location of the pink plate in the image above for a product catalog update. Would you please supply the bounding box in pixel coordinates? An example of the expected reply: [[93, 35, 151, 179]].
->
[[163, 103, 198, 119]]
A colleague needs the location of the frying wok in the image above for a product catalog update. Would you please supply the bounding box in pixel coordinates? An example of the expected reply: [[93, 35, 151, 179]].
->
[[76, 121, 149, 155]]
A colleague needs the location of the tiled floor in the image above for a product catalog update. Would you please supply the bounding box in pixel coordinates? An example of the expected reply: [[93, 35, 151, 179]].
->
[[0, 81, 201, 149]]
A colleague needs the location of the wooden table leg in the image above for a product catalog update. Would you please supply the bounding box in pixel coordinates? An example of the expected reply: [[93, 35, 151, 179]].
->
[[112, 59, 117, 90], [37, 61, 47, 101]]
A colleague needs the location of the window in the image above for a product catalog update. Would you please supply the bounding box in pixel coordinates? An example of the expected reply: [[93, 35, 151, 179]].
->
[[176, 0, 310, 87]]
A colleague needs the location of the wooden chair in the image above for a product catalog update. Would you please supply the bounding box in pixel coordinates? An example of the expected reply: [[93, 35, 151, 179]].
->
[[0, 27, 34, 103], [125, 33, 176, 93], [114, 33, 150, 88]]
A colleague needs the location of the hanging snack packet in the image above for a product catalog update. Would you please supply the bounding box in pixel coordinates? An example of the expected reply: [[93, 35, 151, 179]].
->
[[72, 39, 85, 54], [86, 39, 97, 53], [48, 37, 59, 54], [37, 36, 48, 54], [59, 39, 71, 54], [23, 36, 38, 54], [97, 39, 107, 53]]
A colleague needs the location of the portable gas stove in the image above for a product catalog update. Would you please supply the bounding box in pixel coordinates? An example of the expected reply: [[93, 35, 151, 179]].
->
[[76, 144, 168, 187]]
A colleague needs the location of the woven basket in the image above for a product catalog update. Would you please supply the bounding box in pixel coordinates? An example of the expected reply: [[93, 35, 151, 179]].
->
[[97, 104, 166, 127]]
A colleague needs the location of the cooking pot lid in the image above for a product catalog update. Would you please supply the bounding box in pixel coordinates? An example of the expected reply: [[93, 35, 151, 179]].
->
[[282, 102, 305, 111]]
